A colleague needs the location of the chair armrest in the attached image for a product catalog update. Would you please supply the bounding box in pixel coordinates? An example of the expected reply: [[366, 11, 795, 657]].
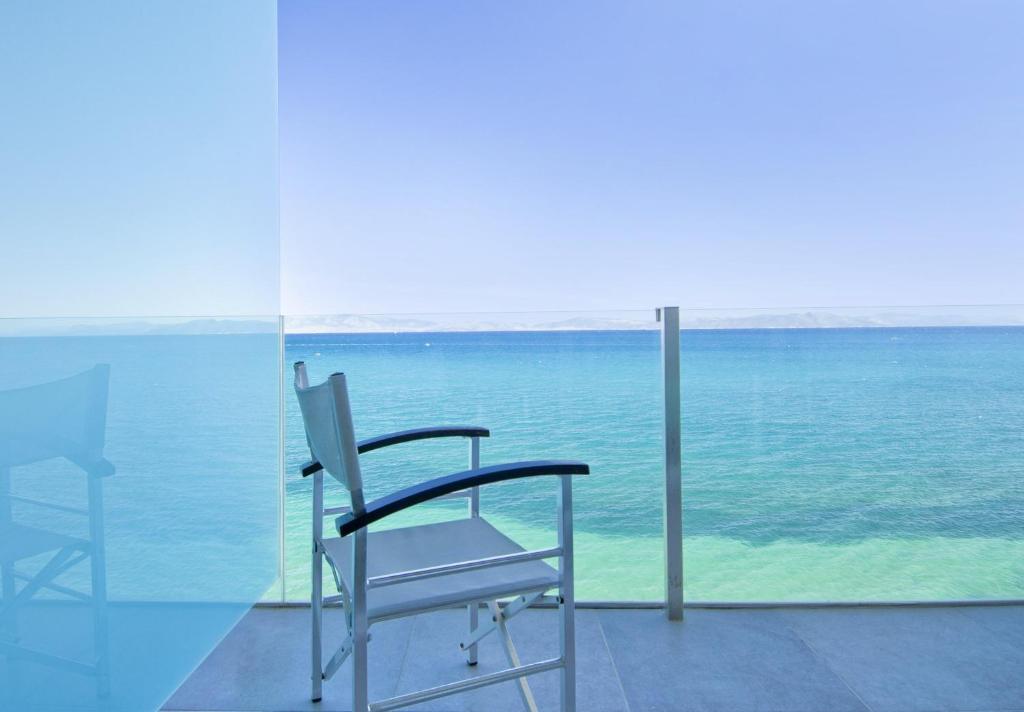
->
[[335, 460, 588, 536], [300, 426, 491, 477], [357, 425, 490, 454]]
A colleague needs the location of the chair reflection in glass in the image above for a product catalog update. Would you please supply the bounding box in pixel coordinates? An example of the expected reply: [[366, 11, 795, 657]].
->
[[0, 365, 114, 697]]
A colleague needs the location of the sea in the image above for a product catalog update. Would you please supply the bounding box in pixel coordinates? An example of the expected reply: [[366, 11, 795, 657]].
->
[[284, 326, 1024, 602], [2, 326, 1022, 605]]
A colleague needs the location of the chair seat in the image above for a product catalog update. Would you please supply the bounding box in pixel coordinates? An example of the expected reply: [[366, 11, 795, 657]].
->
[[0, 523, 87, 562], [322, 517, 560, 621]]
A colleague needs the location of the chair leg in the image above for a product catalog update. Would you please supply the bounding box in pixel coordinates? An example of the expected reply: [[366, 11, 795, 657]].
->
[[311, 472, 324, 702], [558, 475, 576, 712], [351, 529, 369, 712], [558, 590, 576, 712], [311, 550, 323, 702], [87, 474, 110, 698], [466, 602, 479, 665]]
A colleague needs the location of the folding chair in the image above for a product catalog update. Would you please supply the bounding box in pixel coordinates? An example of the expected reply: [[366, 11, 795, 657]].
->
[[294, 363, 588, 712], [0, 364, 114, 697]]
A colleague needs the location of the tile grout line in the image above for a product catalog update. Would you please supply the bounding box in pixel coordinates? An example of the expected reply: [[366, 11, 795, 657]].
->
[[389, 614, 418, 701], [782, 615, 876, 712], [595, 612, 633, 712], [947, 604, 1023, 649]]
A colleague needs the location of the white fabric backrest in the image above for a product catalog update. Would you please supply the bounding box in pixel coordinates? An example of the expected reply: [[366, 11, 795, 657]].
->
[[293, 363, 364, 498], [0, 364, 111, 475]]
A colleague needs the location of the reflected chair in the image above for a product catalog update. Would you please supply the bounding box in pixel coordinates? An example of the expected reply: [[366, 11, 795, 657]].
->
[[294, 362, 588, 712], [0, 364, 114, 697]]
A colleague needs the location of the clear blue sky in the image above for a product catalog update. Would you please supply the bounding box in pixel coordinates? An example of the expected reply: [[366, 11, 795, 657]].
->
[[4, 3, 1021, 319], [2, 1, 278, 319], [280, 1, 1024, 315]]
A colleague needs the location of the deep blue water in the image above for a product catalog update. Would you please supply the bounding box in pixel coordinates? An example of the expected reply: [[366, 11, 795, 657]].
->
[[285, 327, 1024, 600]]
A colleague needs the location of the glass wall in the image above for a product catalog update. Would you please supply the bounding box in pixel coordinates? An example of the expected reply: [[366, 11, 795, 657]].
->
[[278, 311, 663, 603], [679, 305, 1024, 601], [0, 318, 280, 710], [2, 3, 279, 710]]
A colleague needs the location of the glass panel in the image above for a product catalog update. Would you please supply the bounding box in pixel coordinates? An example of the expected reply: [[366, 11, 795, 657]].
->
[[0, 317, 280, 710], [281, 311, 662, 602], [679, 305, 1024, 601], [2, 2, 279, 709]]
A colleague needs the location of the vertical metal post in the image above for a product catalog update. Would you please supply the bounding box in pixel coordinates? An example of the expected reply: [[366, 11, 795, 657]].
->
[[311, 471, 324, 702], [657, 306, 683, 620], [278, 315, 287, 603], [466, 436, 481, 665]]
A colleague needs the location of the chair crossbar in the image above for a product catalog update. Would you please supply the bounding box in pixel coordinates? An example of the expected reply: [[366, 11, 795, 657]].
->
[[370, 657, 564, 712], [488, 600, 540, 712], [460, 591, 544, 651], [322, 634, 353, 681], [368, 547, 562, 589]]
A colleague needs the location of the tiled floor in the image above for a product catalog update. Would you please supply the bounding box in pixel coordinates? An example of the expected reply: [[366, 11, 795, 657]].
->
[[164, 604, 1024, 712]]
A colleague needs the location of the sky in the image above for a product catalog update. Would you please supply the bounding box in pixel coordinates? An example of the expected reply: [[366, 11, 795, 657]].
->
[[280, 1, 1024, 316], [3, 2, 1021, 320], [1, 1, 278, 319]]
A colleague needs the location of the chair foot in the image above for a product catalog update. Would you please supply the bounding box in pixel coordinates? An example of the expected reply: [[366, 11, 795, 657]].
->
[[466, 660, 478, 666]]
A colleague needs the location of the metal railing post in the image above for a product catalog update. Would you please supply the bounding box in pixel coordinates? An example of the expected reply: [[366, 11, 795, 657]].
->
[[278, 315, 287, 603], [657, 306, 683, 620]]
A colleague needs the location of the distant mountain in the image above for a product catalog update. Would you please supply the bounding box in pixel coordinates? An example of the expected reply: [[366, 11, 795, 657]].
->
[[146, 319, 278, 335], [3, 311, 1022, 337], [680, 312, 884, 330], [285, 314, 657, 333], [679, 310, 1024, 330]]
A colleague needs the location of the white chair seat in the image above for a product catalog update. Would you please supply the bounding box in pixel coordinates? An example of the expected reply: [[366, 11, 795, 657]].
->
[[0, 523, 87, 562], [322, 517, 560, 621]]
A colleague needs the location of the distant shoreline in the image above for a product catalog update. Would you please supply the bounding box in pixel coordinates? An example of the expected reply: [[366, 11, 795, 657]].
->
[[5, 323, 1024, 338]]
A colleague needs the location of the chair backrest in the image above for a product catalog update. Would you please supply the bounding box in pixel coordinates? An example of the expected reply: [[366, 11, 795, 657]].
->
[[0, 364, 113, 476], [293, 362, 364, 510]]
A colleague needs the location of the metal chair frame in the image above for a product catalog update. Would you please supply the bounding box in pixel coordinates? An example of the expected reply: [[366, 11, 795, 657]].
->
[[294, 363, 587, 712]]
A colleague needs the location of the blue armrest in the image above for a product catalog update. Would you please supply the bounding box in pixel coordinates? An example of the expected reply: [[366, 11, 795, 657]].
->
[[335, 460, 589, 536], [357, 426, 490, 454]]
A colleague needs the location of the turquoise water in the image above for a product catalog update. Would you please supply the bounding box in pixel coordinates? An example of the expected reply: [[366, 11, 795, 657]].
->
[[285, 327, 1024, 601], [3, 328, 1021, 609]]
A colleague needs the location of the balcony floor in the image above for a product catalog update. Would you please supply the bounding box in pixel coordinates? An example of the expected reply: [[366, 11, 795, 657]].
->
[[164, 603, 1024, 712]]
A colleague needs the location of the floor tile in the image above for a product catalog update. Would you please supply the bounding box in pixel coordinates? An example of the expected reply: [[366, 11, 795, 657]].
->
[[782, 606, 1024, 712], [599, 608, 869, 712], [394, 608, 628, 712], [164, 607, 415, 712]]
